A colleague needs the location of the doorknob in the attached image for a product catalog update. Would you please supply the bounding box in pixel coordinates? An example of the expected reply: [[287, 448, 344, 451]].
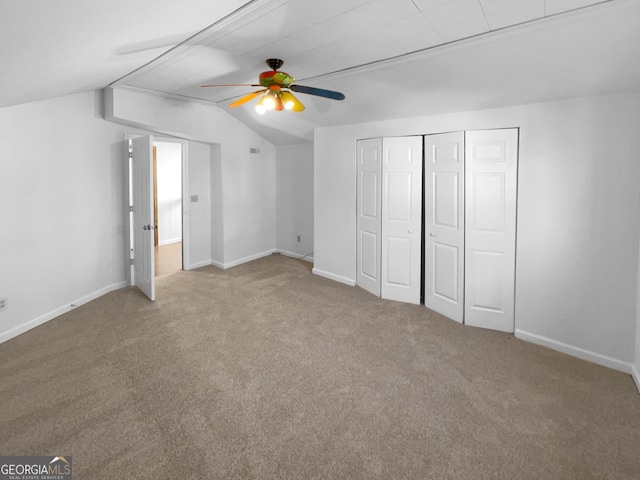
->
[[429, 233, 436, 237], [407, 229, 413, 234], [143, 225, 153, 231]]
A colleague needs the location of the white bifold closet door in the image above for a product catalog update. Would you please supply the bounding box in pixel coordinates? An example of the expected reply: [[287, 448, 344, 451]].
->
[[464, 129, 518, 332], [424, 132, 465, 323], [356, 138, 383, 297], [381, 137, 422, 304], [356, 136, 422, 304], [424, 128, 518, 332]]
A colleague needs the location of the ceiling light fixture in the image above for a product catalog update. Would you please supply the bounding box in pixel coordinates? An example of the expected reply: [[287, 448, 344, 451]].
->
[[202, 59, 345, 114]]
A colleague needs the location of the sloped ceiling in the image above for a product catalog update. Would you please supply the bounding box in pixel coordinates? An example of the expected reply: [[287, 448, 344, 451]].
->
[[2, 0, 639, 144], [0, 0, 250, 108]]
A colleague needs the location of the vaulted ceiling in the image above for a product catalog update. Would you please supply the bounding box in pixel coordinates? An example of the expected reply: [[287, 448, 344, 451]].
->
[[2, 0, 639, 144]]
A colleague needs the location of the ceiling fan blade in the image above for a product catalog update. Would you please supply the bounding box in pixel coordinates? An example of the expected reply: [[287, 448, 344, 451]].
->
[[290, 84, 345, 100], [201, 83, 261, 87], [229, 90, 266, 108]]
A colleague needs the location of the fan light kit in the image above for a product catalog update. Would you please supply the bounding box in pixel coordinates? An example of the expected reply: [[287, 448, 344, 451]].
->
[[202, 59, 345, 114]]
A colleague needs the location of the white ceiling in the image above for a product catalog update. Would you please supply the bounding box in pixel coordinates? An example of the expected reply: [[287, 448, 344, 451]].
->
[[0, 0, 250, 108], [2, 0, 639, 144]]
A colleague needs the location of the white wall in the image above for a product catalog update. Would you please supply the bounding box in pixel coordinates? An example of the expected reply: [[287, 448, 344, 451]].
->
[[210, 143, 224, 267], [154, 141, 182, 245], [106, 87, 276, 268], [314, 92, 640, 373], [187, 141, 212, 268], [276, 143, 314, 261], [0, 91, 130, 342], [222, 143, 276, 267]]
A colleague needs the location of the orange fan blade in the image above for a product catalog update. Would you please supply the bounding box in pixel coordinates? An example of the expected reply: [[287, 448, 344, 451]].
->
[[229, 90, 266, 108], [201, 83, 261, 87]]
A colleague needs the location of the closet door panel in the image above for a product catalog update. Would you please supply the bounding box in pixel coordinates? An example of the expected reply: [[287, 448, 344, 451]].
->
[[356, 138, 383, 296], [424, 132, 465, 322], [464, 129, 518, 333], [381, 136, 422, 305]]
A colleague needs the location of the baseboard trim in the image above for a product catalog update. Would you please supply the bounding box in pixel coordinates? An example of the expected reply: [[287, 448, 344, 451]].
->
[[0, 281, 127, 345], [188, 251, 280, 271], [185, 259, 213, 270], [211, 250, 276, 270], [515, 329, 633, 375], [632, 364, 640, 395], [311, 268, 356, 286], [276, 249, 314, 263], [158, 238, 182, 246]]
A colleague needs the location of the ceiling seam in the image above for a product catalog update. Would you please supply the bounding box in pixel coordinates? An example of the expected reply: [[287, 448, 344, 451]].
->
[[109, 0, 268, 87], [295, 0, 620, 83], [476, 0, 491, 31]]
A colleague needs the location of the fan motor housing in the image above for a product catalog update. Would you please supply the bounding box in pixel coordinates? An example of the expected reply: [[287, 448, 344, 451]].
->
[[266, 58, 284, 70], [259, 70, 295, 87]]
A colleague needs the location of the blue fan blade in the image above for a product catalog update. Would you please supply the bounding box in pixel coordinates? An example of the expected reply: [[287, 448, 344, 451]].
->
[[290, 84, 345, 100]]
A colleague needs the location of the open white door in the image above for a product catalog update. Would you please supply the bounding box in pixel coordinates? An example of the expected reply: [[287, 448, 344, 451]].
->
[[381, 136, 422, 305], [356, 138, 383, 297], [464, 129, 518, 332], [424, 132, 465, 322], [132, 135, 155, 301]]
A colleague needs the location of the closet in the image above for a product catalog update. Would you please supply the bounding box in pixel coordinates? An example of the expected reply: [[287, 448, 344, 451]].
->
[[357, 129, 518, 333]]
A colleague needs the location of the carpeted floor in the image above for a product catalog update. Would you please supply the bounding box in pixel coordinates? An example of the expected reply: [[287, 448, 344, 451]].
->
[[1, 255, 639, 479]]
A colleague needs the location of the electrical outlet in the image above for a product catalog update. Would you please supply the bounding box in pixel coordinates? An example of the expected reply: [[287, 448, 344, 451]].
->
[[0, 297, 7, 312], [297, 235, 301, 242]]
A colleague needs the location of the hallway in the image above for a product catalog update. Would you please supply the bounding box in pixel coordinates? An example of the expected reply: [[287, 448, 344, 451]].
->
[[155, 242, 181, 277]]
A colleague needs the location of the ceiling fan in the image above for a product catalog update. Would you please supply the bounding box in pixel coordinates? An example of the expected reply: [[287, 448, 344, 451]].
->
[[201, 59, 345, 114]]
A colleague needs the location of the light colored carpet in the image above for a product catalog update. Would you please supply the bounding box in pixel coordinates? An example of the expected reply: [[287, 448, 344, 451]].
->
[[1, 255, 639, 479]]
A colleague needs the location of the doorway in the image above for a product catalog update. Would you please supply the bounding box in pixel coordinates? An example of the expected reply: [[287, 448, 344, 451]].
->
[[153, 141, 183, 277], [127, 134, 189, 301]]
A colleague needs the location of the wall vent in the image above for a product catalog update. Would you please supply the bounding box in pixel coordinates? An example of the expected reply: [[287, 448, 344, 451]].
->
[[249, 148, 260, 154]]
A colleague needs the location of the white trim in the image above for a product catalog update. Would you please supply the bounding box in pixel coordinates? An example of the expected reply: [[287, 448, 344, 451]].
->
[[277, 249, 314, 263], [223, 250, 275, 269], [312, 268, 356, 286], [124, 134, 134, 286], [158, 238, 182, 246], [206, 250, 278, 270], [515, 329, 633, 374], [0, 281, 127, 345], [632, 364, 640, 395], [185, 259, 213, 270], [181, 140, 190, 273]]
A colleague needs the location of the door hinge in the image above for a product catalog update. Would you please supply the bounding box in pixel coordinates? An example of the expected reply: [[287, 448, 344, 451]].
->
[[130, 258, 134, 266], [129, 206, 133, 212]]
